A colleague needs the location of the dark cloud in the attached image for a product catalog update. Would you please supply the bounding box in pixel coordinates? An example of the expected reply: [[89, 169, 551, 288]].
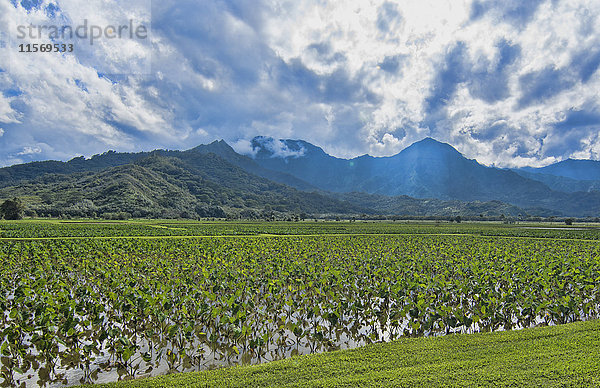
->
[[389, 127, 406, 140], [423, 39, 524, 145], [426, 39, 520, 113], [514, 45, 600, 109], [378, 55, 405, 74], [571, 48, 600, 83], [469, 0, 488, 20], [306, 42, 347, 64], [221, 0, 269, 32], [307, 42, 331, 57], [275, 57, 318, 90], [468, 40, 520, 103], [470, 122, 510, 142], [275, 58, 379, 104], [323, 69, 379, 104], [555, 109, 600, 130], [425, 42, 468, 117], [517, 66, 576, 109], [141, 0, 379, 153], [496, 39, 522, 69], [376, 2, 402, 33], [469, 0, 547, 28], [73, 80, 88, 93], [468, 109, 600, 162], [152, 1, 269, 87], [542, 127, 590, 158], [11, 0, 42, 11], [471, 122, 541, 158]]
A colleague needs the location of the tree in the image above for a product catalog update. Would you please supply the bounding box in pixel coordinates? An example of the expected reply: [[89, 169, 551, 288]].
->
[[0, 198, 25, 220]]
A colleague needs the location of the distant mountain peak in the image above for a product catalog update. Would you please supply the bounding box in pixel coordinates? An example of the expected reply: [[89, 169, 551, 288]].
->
[[406, 137, 461, 153], [387, 137, 463, 164], [189, 139, 237, 156], [522, 157, 600, 181], [197, 139, 230, 148]]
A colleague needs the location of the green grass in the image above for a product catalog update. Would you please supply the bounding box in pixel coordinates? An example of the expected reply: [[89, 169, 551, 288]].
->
[[88, 320, 600, 388]]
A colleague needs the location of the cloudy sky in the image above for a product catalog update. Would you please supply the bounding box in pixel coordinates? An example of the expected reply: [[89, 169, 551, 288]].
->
[[1, 0, 600, 167]]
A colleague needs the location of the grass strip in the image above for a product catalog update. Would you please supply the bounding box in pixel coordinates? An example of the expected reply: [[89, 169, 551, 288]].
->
[[2, 233, 600, 243], [87, 319, 600, 388]]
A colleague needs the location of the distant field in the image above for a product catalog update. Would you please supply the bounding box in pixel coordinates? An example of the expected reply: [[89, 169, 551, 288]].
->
[[1, 219, 600, 239], [0, 220, 599, 387]]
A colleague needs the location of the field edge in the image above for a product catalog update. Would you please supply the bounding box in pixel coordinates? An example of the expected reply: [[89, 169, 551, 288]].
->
[[85, 319, 600, 388]]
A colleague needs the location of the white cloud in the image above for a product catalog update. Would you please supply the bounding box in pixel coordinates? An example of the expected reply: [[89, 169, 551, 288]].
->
[[0, 128, 4, 137], [256, 137, 307, 159], [254, 0, 600, 165], [0, 0, 176, 159], [1, 0, 600, 168], [196, 128, 209, 137], [0, 95, 20, 124], [18, 146, 42, 155], [230, 139, 256, 157]]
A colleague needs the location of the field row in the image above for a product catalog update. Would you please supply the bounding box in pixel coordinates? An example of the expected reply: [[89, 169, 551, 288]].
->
[[0, 221, 599, 240]]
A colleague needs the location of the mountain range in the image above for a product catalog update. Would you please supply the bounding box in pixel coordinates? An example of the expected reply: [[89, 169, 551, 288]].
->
[[1, 137, 599, 219], [244, 137, 600, 216]]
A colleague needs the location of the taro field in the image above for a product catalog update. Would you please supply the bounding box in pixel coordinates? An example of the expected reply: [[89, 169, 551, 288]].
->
[[1, 220, 600, 387]]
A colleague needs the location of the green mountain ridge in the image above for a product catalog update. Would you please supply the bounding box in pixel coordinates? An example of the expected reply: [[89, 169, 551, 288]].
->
[[0, 138, 595, 219], [0, 153, 365, 219]]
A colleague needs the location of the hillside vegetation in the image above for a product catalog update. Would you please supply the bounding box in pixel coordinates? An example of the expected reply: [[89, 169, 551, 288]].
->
[[2, 137, 600, 218], [0, 154, 364, 219]]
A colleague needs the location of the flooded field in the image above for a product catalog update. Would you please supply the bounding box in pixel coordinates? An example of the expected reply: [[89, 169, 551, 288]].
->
[[1, 221, 599, 387]]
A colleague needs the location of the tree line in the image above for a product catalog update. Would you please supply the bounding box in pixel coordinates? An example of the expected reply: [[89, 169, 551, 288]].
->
[[0, 198, 24, 220]]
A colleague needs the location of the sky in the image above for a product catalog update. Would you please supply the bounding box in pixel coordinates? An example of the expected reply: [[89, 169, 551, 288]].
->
[[1, 0, 600, 168]]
